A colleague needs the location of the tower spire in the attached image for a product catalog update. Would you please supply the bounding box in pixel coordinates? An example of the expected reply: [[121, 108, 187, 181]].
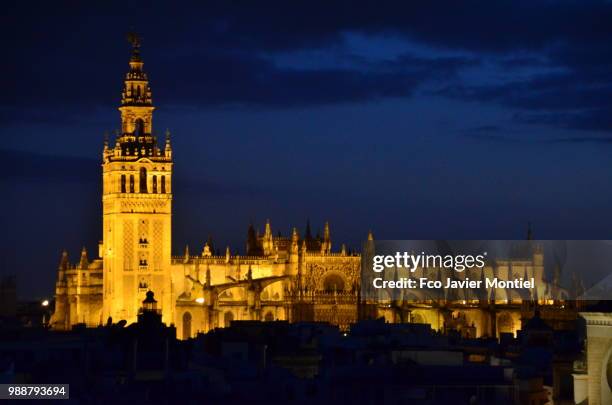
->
[[127, 31, 142, 62], [118, 32, 155, 153], [122, 32, 151, 109]]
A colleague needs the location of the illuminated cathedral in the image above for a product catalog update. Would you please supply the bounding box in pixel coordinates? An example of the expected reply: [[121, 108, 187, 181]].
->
[[51, 39, 576, 340]]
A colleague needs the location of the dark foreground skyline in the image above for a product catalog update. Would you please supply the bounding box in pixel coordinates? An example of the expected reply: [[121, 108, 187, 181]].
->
[[2, 1, 612, 299]]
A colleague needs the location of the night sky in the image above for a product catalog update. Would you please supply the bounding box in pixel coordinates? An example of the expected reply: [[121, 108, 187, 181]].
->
[[2, 1, 612, 299]]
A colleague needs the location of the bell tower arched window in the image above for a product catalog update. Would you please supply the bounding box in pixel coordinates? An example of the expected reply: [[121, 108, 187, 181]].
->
[[129, 175, 135, 193], [120, 175, 126, 193], [135, 118, 144, 136], [139, 167, 147, 193], [161, 176, 166, 194], [152, 175, 157, 193]]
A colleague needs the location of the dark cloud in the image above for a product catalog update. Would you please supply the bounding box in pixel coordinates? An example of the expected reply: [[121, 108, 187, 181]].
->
[[0, 149, 98, 182], [515, 107, 612, 132], [465, 125, 501, 133], [548, 136, 612, 144], [154, 51, 477, 108], [438, 68, 612, 132], [496, 55, 549, 68], [4, 1, 612, 133], [464, 133, 520, 143], [1, 38, 476, 124], [460, 124, 612, 144], [460, 125, 526, 143]]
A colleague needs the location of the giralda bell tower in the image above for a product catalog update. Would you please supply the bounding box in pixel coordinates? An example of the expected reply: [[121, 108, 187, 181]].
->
[[101, 34, 173, 325]]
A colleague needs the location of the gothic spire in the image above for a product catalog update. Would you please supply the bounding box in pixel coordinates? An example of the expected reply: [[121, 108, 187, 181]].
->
[[183, 245, 190, 263], [206, 234, 214, 253], [321, 221, 331, 254], [526, 221, 533, 240], [59, 250, 69, 271], [246, 222, 260, 256], [305, 219, 312, 240], [79, 247, 89, 269], [264, 219, 272, 237]]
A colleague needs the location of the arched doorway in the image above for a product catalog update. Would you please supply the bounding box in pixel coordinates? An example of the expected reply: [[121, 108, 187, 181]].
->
[[224, 311, 234, 327], [412, 313, 425, 324], [498, 312, 513, 336], [264, 311, 274, 322], [182, 312, 192, 339], [323, 273, 345, 292]]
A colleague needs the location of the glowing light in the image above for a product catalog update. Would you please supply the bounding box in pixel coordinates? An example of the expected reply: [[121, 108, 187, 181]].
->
[[195, 297, 205, 304], [41, 300, 49, 307]]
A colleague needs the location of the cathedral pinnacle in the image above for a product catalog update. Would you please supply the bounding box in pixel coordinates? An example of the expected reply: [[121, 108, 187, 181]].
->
[[265, 219, 272, 236], [526, 221, 533, 240], [79, 247, 89, 269], [305, 219, 312, 240], [321, 221, 331, 254], [164, 129, 172, 158], [59, 250, 69, 271], [183, 245, 190, 263]]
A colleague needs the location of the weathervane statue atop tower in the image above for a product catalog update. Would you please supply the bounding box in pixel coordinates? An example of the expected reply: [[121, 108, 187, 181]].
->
[[127, 31, 141, 59]]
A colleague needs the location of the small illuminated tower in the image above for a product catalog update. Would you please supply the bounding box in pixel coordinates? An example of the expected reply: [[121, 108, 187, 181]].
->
[[101, 34, 173, 325]]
